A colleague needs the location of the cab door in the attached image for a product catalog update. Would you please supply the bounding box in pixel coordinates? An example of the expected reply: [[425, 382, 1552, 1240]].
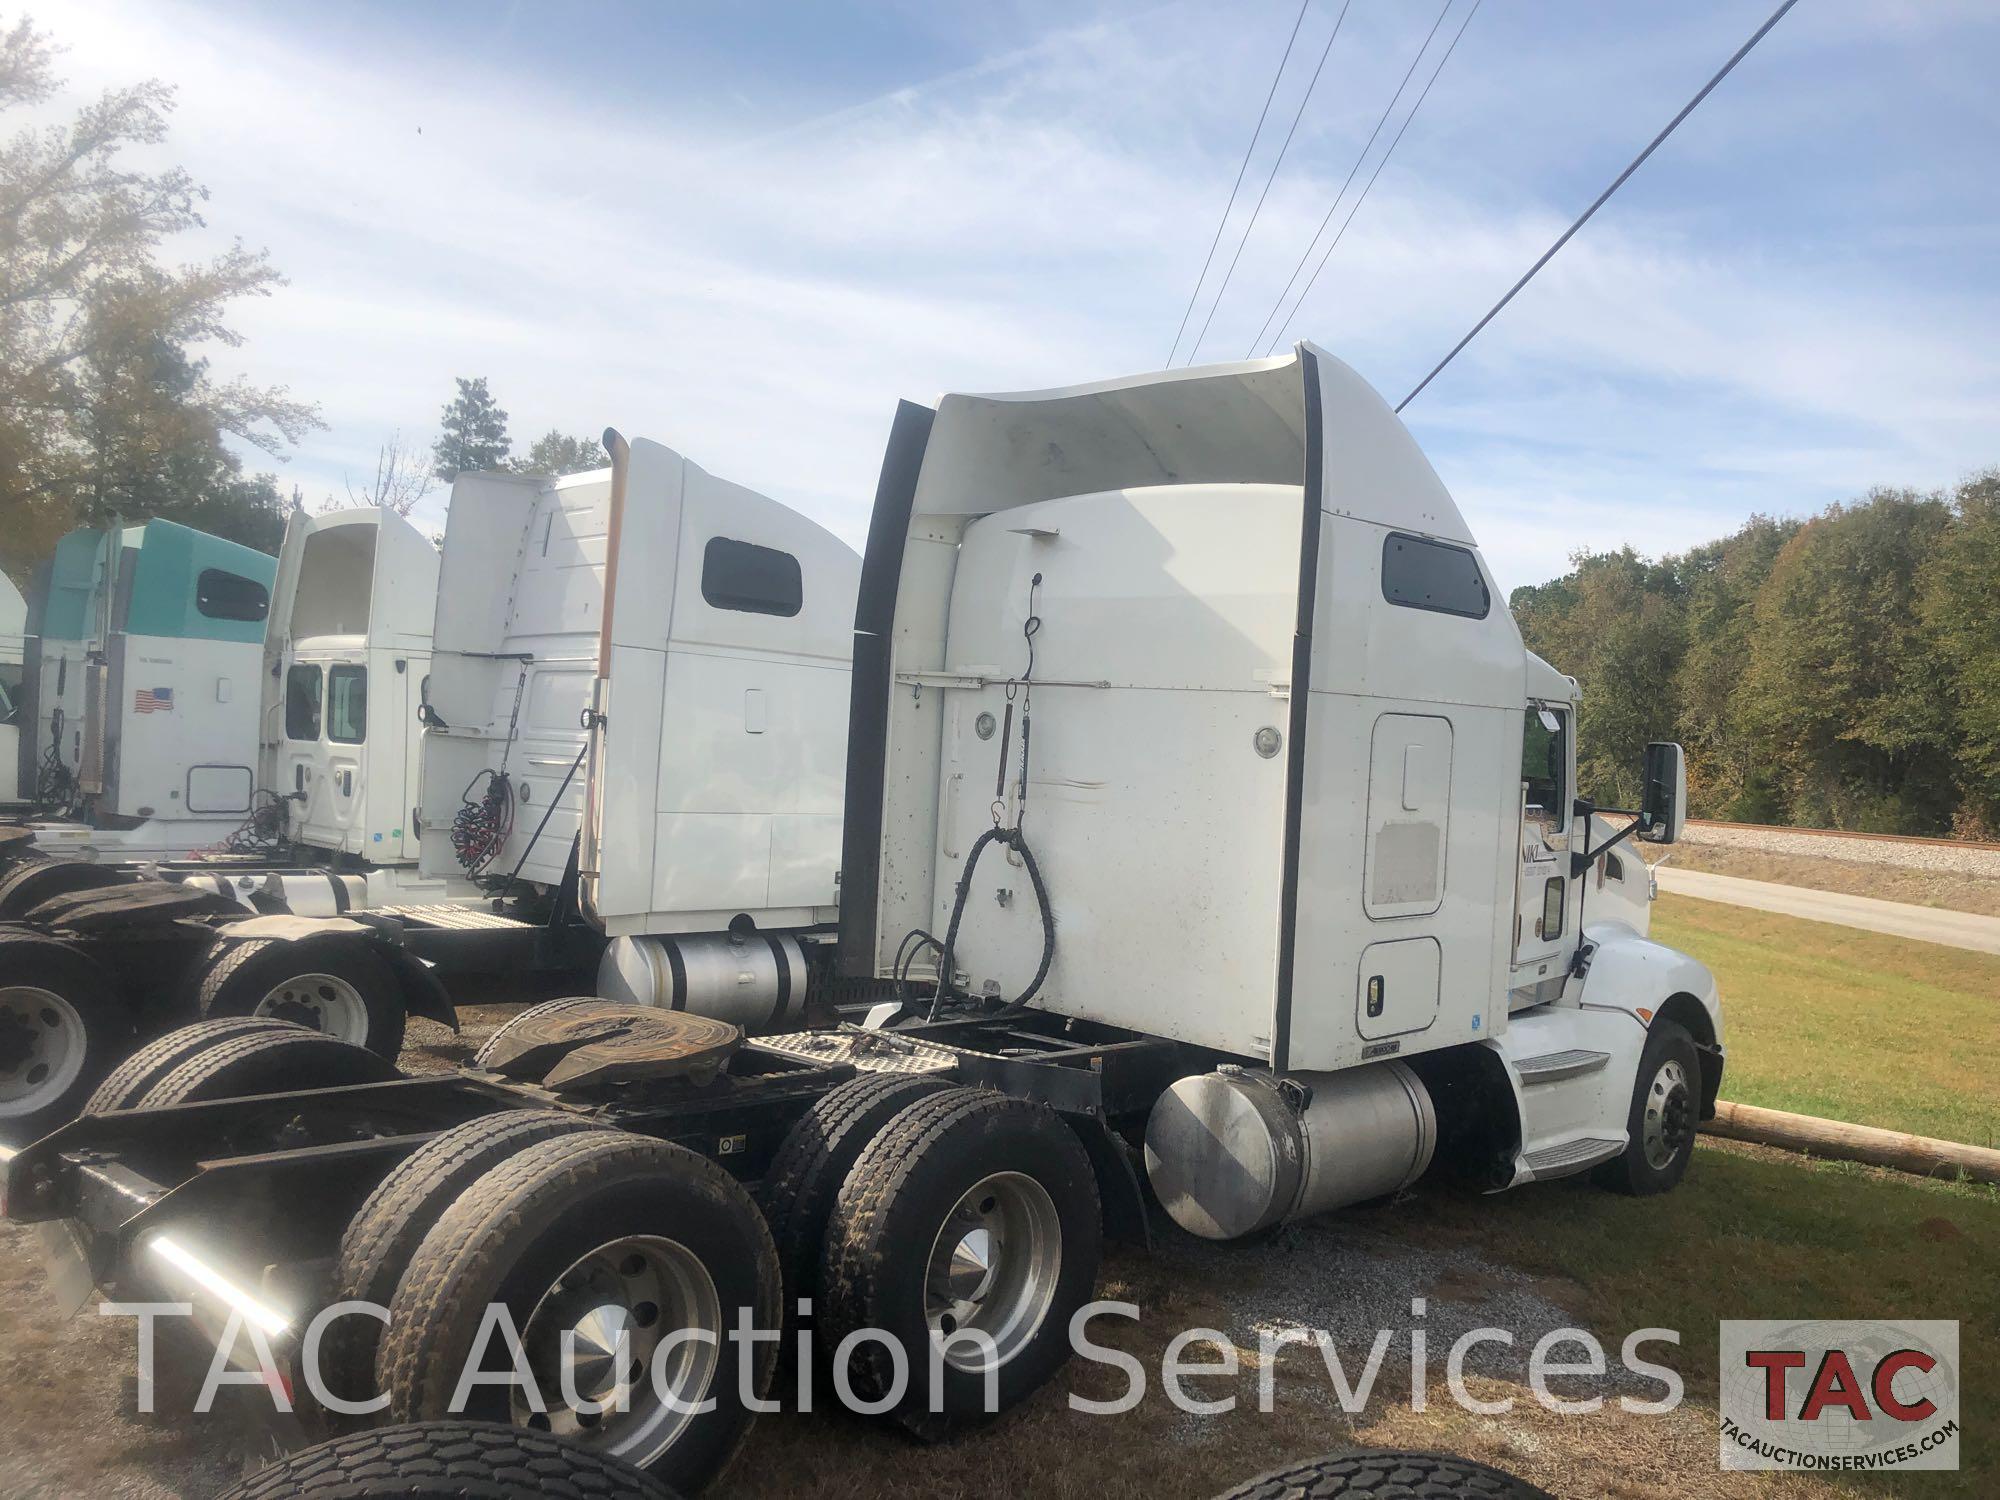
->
[[323, 662, 367, 841], [1510, 701, 1575, 1004]]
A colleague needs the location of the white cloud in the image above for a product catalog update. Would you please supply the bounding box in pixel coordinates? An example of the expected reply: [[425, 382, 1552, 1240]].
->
[[35, 0, 1999, 594]]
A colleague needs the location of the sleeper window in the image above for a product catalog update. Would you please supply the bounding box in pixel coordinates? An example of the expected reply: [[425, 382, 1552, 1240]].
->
[[197, 568, 270, 622], [701, 537, 802, 617], [1381, 533, 1491, 619]]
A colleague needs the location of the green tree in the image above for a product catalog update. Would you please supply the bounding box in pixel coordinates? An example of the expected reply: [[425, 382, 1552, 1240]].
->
[[0, 16, 317, 579], [1672, 515, 1799, 818], [510, 429, 604, 478], [1512, 548, 1685, 808], [1739, 493, 1958, 832], [1921, 471, 2000, 834], [431, 377, 511, 480]]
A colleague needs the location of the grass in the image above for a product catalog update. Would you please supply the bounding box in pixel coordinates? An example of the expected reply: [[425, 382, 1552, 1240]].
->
[[1653, 894, 2000, 1148]]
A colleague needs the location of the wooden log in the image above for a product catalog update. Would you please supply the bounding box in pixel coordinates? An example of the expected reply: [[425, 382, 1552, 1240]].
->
[[1701, 1099, 2000, 1186]]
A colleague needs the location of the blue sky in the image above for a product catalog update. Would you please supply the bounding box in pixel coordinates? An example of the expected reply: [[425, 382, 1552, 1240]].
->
[[43, 0, 2000, 593]]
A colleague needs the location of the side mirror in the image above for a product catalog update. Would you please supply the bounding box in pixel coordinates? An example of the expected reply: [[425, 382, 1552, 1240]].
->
[[1639, 742, 1686, 844]]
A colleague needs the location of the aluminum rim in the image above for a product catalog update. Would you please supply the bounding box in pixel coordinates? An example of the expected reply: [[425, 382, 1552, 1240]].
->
[[513, 1234, 721, 1466], [254, 972, 370, 1045], [1641, 1057, 1694, 1171], [924, 1169, 1063, 1374], [0, 986, 86, 1115]]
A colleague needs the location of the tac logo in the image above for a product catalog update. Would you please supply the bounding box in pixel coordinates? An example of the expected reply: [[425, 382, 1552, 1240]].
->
[[1719, 1320, 1959, 1472]]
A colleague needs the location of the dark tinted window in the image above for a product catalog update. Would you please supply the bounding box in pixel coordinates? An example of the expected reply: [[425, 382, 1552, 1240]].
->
[[1381, 534, 1490, 619], [286, 663, 322, 740], [328, 664, 367, 744], [197, 568, 270, 622], [701, 537, 802, 617]]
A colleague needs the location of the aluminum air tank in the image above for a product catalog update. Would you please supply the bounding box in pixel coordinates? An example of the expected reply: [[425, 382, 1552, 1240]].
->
[[1144, 1061, 1436, 1241], [597, 931, 808, 1032]]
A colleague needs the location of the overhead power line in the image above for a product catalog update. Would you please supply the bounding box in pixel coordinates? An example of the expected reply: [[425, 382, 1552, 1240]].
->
[[1182, 0, 1354, 366], [1244, 0, 1456, 359], [1165, 0, 1312, 367], [1396, 0, 1803, 412]]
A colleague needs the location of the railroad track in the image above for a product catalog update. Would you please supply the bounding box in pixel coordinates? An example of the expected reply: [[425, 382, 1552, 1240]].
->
[[1686, 819, 2000, 853]]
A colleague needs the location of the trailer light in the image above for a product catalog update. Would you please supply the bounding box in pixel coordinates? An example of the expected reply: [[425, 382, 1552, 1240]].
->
[[147, 1234, 292, 1338]]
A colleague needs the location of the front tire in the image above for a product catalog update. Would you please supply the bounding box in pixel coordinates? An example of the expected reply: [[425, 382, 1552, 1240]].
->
[[379, 1132, 781, 1494], [198, 934, 407, 1059], [819, 1086, 1102, 1439], [1594, 1020, 1699, 1196]]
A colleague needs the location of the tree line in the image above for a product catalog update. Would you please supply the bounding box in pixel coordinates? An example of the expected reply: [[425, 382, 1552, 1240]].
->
[[1512, 472, 2000, 839], [0, 15, 599, 583]]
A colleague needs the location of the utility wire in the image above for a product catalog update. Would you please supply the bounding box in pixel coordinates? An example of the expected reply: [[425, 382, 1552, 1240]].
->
[[1263, 0, 1480, 357], [1183, 0, 1354, 366], [1396, 0, 1802, 411], [1240, 0, 1448, 362], [1166, 0, 1312, 367]]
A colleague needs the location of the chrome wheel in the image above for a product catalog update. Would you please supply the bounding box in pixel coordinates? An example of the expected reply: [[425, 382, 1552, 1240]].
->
[[0, 986, 85, 1116], [924, 1170, 1063, 1374], [254, 972, 370, 1045], [514, 1234, 721, 1466], [1641, 1057, 1693, 1171]]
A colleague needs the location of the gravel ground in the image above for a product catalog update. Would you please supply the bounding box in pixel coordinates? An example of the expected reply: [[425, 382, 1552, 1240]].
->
[[1683, 821, 2000, 879]]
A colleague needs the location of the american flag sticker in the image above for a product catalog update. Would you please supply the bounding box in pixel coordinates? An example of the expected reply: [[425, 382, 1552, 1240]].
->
[[134, 687, 175, 714]]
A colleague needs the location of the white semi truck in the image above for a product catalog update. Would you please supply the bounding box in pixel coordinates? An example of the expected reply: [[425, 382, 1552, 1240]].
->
[[0, 438, 860, 1136], [0, 351, 1721, 1493], [10, 520, 278, 861]]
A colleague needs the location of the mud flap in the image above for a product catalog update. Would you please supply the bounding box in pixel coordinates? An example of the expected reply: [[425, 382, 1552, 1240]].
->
[[1064, 1113, 1150, 1250], [375, 941, 458, 1032]]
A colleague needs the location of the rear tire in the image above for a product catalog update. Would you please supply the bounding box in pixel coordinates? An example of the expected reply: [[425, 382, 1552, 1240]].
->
[[380, 1132, 780, 1494], [0, 932, 131, 1142], [137, 1023, 399, 1108], [819, 1086, 1102, 1439], [85, 1016, 304, 1115], [212, 1420, 678, 1500], [761, 1070, 953, 1312], [0, 859, 129, 921], [199, 934, 407, 1060], [1215, 1449, 1554, 1500], [1593, 1021, 1699, 1196], [316, 1110, 603, 1419]]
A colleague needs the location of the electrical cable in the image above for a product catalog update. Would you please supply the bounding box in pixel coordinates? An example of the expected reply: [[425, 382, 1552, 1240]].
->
[[914, 576, 1056, 1023], [1396, 0, 1802, 411], [1183, 0, 1353, 366], [1166, 0, 1313, 367], [1244, 0, 1455, 358], [451, 664, 530, 876]]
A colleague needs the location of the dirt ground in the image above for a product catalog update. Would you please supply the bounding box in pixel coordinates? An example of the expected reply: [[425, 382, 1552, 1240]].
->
[[0, 1003, 1951, 1500]]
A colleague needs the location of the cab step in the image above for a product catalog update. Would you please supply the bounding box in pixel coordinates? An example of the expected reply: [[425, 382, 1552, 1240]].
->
[[1514, 1048, 1610, 1085]]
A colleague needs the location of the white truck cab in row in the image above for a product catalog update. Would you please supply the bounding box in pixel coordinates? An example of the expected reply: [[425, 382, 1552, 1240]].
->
[[841, 344, 1722, 1233]]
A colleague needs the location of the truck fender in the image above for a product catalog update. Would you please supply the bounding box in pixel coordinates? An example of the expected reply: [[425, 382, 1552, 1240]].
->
[[373, 941, 458, 1033], [1063, 1113, 1150, 1250], [1577, 921, 1725, 1113]]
